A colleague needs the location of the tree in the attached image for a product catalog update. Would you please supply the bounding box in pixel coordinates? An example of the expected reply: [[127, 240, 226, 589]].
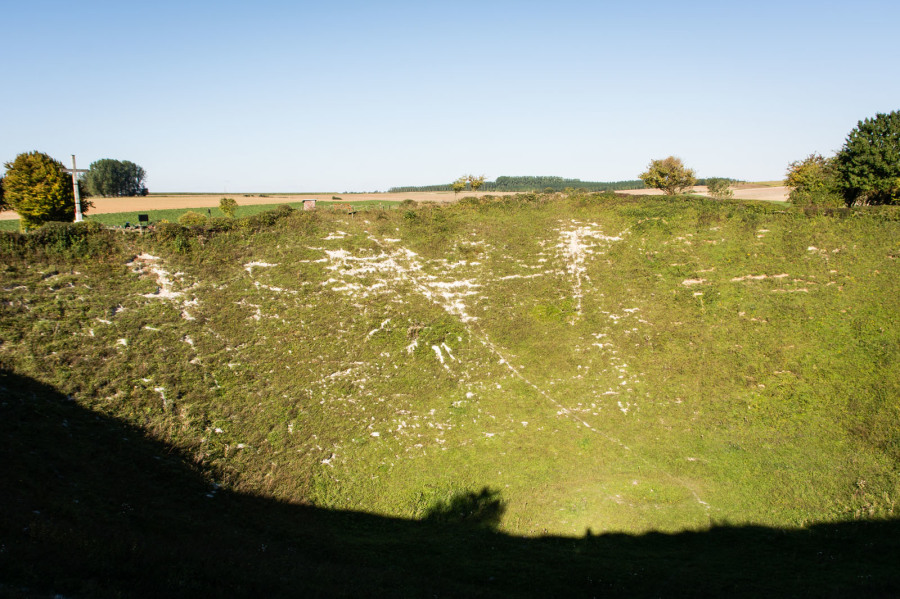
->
[[468, 174, 486, 193], [784, 153, 842, 207], [76, 177, 92, 201], [219, 197, 238, 218], [705, 178, 734, 200], [451, 177, 467, 197], [639, 156, 697, 195], [835, 110, 900, 206], [83, 158, 148, 197], [0, 176, 6, 212], [2, 151, 79, 230]]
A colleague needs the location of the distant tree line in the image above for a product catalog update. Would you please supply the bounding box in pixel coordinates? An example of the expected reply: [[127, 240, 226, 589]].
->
[[389, 176, 648, 194], [694, 178, 740, 186]]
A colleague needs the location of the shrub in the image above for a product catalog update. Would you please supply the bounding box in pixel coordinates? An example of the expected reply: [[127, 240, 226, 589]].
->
[[785, 154, 843, 207], [178, 211, 207, 226], [153, 223, 194, 253], [206, 217, 235, 232], [273, 204, 295, 218], [219, 197, 238, 218], [639, 156, 697, 195], [0, 221, 112, 260], [30, 221, 107, 255], [154, 222, 189, 242], [457, 196, 482, 209], [706, 178, 734, 200], [238, 204, 295, 231]]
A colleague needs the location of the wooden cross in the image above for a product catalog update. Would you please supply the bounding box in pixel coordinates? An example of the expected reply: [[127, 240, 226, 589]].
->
[[63, 155, 88, 222]]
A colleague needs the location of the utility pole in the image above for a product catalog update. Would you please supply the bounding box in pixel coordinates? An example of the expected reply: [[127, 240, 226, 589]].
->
[[63, 155, 88, 222]]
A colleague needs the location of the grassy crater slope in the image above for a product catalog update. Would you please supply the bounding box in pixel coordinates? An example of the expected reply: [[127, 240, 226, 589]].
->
[[1, 194, 899, 595]]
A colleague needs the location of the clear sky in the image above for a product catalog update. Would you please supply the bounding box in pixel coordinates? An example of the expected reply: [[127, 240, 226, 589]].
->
[[2, 0, 898, 192]]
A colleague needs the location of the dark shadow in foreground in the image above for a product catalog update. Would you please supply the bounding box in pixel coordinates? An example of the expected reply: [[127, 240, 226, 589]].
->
[[1, 369, 898, 598]]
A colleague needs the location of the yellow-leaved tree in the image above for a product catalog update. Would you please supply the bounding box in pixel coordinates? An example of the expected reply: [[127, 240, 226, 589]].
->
[[3, 151, 83, 230]]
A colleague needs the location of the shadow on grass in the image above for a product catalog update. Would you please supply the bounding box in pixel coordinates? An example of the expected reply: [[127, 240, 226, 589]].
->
[[423, 487, 506, 530], [1, 368, 898, 598]]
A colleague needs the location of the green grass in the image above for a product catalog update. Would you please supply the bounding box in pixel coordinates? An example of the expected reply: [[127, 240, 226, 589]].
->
[[1, 193, 898, 595], [0, 200, 398, 231], [4, 368, 897, 598]]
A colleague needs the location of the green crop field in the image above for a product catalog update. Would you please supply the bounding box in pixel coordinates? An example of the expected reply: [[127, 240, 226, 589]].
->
[[2, 193, 899, 597], [0, 199, 396, 232]]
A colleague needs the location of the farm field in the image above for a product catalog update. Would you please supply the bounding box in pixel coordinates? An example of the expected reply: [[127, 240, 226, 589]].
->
[[616, 185, 789, 202], [0, 186, 786, 228], [0, 190, 514, 222], [0, 201, 399, 232], [2, 193, 898, 596]]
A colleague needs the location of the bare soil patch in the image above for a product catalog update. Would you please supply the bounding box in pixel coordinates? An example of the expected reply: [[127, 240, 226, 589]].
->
[[615, 185, 789, 202], [730, 186, 789, 202]]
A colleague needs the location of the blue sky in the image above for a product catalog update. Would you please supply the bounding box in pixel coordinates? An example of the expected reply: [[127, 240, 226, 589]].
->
[[2, 0, 898, 192]]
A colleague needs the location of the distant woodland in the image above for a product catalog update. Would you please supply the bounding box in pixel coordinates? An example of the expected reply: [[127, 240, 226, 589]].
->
[[389, 176, 647, 193]]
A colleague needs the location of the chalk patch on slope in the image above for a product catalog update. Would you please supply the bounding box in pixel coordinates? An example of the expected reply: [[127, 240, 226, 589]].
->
[[557, 223, 623, 315]]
